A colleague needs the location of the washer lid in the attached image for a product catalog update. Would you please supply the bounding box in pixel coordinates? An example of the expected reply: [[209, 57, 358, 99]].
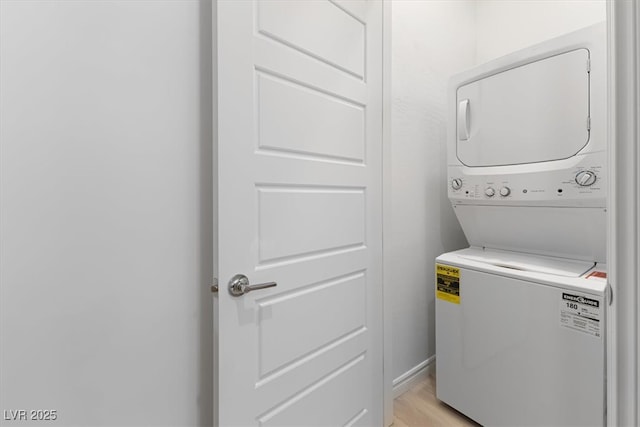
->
[[456, 48, 590, 167], [457, 248, 595, 277]]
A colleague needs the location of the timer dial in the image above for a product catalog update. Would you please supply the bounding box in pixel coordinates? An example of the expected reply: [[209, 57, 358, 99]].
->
[[451, 178, 463, 190], [500, 187, 511, 197], [575, 170, 597, 187], [485, 187, 495, 197]]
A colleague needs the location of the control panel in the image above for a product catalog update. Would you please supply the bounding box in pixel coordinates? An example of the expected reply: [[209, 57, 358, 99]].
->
[[448, 160, 606, 207]]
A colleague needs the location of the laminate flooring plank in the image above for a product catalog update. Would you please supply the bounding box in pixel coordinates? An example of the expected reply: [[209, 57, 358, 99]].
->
[[393, 374, 480, 427]]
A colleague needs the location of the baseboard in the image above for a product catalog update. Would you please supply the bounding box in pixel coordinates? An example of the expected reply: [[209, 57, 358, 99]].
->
[[392, 355, 436, 398]]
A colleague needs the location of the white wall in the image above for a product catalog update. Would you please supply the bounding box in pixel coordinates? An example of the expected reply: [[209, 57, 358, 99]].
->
[[0, 1, 213, 425], [475, 0, 606, 64], [389, 0, 473, 384]]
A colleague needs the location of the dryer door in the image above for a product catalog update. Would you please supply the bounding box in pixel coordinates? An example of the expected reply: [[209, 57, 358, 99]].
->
[[456, 49, 590, 167]]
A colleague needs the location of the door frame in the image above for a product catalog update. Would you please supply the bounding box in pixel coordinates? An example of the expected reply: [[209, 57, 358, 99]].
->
[[607, 1, 639, 425], [212, 0, 218, 423], [381, 0, 393, 425]]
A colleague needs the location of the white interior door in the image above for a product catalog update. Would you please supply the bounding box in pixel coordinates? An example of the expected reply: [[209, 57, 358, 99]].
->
[[214, 1, 383, 426]]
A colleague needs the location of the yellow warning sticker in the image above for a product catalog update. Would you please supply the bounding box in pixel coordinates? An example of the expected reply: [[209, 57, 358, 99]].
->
[[436, 264, 460, 304]]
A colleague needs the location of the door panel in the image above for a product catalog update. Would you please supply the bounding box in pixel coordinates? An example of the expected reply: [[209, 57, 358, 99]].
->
[[257, 186, 365, 262], [257, 271, 366, 376], [216, 1, 382, 425], [258, 356, 368, 427], [257, 71, 366, 162], [257, 0, 366, 78]]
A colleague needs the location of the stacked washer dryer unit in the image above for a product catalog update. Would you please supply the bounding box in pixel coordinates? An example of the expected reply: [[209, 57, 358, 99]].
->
[[435, 23, 608, 426]]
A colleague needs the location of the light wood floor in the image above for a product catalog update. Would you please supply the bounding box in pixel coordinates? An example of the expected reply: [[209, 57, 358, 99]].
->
[[393, 374, 480, 427]]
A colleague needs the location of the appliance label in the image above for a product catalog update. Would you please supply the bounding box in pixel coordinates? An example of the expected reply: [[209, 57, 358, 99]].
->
[[560, 292, 601, 338], [436, 264, 460, 304]]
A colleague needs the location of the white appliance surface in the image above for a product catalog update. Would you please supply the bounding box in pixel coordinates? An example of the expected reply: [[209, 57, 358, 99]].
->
[[453, 204, 606, 262], [456, 247, 593, 277], [435, 248, 606, 426], [456, 48, 590, 167]]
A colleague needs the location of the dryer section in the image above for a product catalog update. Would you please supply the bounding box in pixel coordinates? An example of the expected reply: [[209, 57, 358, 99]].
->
[[447, 23, 606, 262], [456, 49, 590, 167]]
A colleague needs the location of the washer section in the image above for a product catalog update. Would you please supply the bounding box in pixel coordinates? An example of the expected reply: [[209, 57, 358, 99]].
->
[[436, 249, 606, 427]]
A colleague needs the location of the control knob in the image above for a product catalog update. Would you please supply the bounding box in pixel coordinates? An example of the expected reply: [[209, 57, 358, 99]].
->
[[485, 187, 495, 197], [575, 170, 597, 187], [500, 187, 511, 197], [451, 178, 463, 190]]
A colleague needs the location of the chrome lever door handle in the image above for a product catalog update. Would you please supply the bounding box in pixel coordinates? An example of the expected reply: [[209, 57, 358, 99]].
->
[[228, 274, 277, 296]]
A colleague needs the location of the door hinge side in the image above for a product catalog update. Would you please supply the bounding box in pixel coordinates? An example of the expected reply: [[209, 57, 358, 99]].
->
[[587, 58, 591, 73], [587, 116, 591, 131], [211, 278, 219, 293]]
